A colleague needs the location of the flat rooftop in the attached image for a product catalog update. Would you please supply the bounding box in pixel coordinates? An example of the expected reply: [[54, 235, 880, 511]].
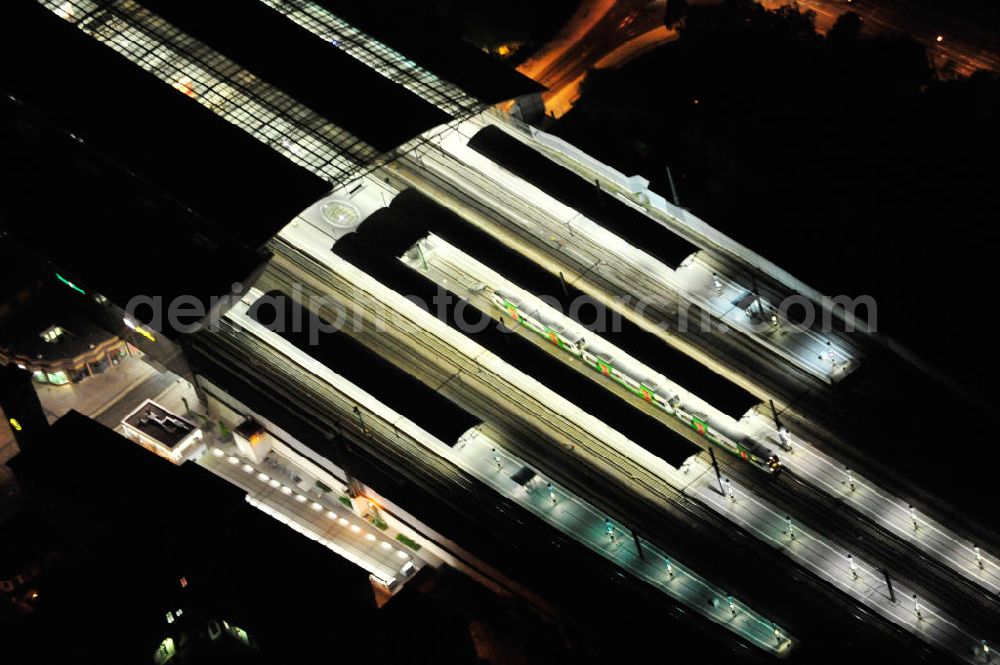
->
[[0, 300, 117, 365], [122, 400, 199, 450]]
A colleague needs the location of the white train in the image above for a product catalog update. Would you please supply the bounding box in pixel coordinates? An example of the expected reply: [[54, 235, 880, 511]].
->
[[492, 289, 780, 473]]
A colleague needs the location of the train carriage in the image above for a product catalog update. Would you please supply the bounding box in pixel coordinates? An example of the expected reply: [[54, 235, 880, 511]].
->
[[492, 288, 780, 473], [493, 290, 585, 352]]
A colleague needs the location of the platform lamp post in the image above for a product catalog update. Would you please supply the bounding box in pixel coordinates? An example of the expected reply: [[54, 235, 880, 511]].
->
[[632, 530, 646, 561], [882, 569, 896, 603], [594, 179, 606, 209], [708, 447, 724, 494], [416, 241, 428, 270], [777, 426, 792, 452], [352, 405, 366, 435], [749, 273, 764, 320], [769, 398, 782, 434], [665, 165, 681, 208]]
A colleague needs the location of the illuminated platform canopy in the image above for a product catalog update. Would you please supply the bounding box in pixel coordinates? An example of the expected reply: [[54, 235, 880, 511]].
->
[[27, 0, 543, 188], [132, 0, 453, 152]]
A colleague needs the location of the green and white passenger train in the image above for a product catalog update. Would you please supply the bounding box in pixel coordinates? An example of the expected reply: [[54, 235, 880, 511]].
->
[[491, 289, 781, 473]]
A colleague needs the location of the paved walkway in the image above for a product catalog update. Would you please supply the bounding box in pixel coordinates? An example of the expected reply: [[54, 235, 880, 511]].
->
[[742, 410, 1000, 596], [676, 455, 997, 663], [455, 429, 794, 656], [198, 443, 426, 591], [34, 355, 156, 423]]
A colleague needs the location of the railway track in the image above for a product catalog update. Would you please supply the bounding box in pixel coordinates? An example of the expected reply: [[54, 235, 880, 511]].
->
[[410, 230, 1000, 645], [260, 233, 957, 659], [735, 463, 1000, 635]]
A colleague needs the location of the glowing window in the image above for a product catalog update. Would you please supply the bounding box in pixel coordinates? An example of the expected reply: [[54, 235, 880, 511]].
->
[[40, 326, 64, 342]]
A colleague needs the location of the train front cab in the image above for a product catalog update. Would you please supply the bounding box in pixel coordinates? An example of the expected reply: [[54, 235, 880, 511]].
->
[[740, 439, 782, 474]]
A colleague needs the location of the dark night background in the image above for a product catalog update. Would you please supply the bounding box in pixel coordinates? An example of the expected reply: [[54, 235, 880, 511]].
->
[[554, 0, 1000, 401], [547, 0, 1000, 533], [2, 1, 999, 664]]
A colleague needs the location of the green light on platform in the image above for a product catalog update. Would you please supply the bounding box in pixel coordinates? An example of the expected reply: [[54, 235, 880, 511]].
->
[[55, 273, 85, 295]]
